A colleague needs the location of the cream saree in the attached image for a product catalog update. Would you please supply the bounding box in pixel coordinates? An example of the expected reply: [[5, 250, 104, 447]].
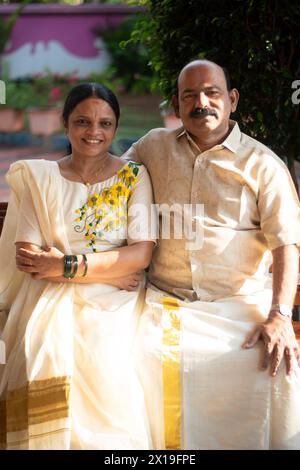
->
[[0, 159, 153, 449]]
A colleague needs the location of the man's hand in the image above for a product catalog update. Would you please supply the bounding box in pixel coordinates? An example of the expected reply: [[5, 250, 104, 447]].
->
[[16, 245, 64, 279], [243, 311, 300, 376], [108, 271, 144, 291], [38, 270, 144, 290]]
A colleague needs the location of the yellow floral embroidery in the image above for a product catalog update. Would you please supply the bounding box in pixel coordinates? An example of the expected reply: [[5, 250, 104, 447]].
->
[[74, 162, 142, 252]]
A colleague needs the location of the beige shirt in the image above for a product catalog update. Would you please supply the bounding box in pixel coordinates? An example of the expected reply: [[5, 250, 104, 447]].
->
[[124, 121, 300, 301]]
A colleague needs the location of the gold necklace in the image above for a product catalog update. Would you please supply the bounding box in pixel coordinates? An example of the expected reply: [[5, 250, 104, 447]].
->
[[70, 155, 109, 187]]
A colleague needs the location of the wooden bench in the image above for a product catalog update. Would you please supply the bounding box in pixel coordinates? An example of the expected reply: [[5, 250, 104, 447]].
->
[[0, 201, 299, 337]]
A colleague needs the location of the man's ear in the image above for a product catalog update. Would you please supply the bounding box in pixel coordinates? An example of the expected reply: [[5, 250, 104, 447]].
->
[[171, 95, 180, 118], [229, 88, 239, 113]]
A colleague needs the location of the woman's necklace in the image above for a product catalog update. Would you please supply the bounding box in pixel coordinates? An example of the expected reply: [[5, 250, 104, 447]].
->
[[70, 155, 110, 187]]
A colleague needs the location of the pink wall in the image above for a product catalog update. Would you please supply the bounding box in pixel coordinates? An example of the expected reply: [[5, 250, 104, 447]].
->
[[0, 4, 143, 78]]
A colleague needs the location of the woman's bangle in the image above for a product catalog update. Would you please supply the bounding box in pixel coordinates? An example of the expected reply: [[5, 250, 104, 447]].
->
[[63, 255, 78, 279], [71, 255, 78, 278], [63, 255, 73, 278], [82, 254, 88, 277]]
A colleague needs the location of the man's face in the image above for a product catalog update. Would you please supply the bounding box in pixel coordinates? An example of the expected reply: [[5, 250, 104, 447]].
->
[[173, 63, 239, 147]]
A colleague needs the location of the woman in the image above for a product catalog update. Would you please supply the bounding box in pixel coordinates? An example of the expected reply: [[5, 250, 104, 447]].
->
[[0, 83, 156, 449]]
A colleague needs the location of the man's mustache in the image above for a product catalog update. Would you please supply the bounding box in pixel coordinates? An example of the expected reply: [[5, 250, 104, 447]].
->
[[189, 108, 217, 118]]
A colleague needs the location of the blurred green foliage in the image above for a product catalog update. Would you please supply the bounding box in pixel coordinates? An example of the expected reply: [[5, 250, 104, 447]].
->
[[2, 68, 84, 109], [0, 0, 30, 54], [128, 0, 300, 187], [93, 14, 155, 95]]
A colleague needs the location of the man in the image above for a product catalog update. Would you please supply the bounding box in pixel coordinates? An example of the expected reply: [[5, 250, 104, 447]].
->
[[125, 60, 300, 449]]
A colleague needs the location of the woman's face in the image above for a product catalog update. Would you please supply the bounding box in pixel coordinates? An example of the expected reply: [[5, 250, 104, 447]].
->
[[65, 97, 117, 159]]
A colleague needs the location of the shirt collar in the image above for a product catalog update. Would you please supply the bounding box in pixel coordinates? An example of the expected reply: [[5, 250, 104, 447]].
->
[[176, 120, 241, 155]]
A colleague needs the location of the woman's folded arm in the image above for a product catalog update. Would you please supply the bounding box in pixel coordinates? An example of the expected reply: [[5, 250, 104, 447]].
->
[[15, 241, 155, 286]]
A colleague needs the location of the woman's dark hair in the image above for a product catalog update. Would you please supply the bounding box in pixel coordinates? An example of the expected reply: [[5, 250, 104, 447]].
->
[[62, 82, 120, 126]]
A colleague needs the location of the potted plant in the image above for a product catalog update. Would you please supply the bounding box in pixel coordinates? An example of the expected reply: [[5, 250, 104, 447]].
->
[[26, 75, 62, 136], [27, 72, 78, 136], [0, 0, 30, 135], [0, 79, 31, 133]]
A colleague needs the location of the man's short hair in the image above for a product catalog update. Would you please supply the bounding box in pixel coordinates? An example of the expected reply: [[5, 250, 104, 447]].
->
[[221, 66, 232, 91], [176, 59, 233, 94]]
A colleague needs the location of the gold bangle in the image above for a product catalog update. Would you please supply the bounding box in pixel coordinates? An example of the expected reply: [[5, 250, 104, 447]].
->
[[82, 254, 88, 277]]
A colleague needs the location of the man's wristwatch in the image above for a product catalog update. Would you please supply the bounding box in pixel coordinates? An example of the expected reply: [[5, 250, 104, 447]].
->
[[270, 303, 293, 319]]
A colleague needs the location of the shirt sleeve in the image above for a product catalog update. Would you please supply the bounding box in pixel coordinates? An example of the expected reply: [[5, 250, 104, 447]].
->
[[258, 158, 300, 250], [127, 164, 157, 245], [14, 183, 44, 247], [122, 138, 143, 163]]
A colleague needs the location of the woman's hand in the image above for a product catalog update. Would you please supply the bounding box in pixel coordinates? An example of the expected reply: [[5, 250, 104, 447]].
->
[[109, 271, 144, 291], [16, 243, 144, 289], [16, 245, 64, 279]]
